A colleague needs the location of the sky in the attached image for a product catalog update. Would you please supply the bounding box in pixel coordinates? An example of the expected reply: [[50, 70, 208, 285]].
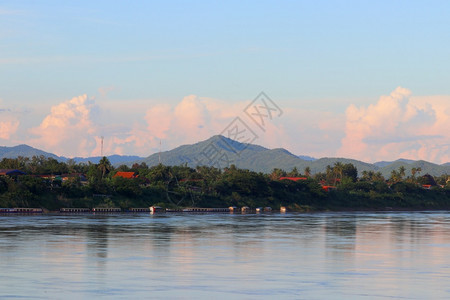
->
[[1, 0, 450, 163]]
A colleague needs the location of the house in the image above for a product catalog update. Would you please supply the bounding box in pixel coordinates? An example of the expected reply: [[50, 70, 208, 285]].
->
[[279, 177, 308, 181], [0, 169, 26, 176], [322, 185, 337, 192], [113, 171, 138, 179]]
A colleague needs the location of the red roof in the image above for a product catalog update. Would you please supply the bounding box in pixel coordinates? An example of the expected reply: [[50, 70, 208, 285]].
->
[[322, 186, 337, 192], [279, 177, 308, 181], [113, 172, 137, 179]]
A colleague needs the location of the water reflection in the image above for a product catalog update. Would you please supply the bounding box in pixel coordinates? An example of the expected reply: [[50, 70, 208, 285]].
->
[[0, 212, 450, 299]]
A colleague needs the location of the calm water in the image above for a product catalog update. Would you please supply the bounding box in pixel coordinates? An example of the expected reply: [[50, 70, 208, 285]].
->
[[1, 212, 450, 299]]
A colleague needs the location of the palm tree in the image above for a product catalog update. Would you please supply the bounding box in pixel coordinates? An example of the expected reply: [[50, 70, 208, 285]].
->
[[304, 166, 311, 178], [361, 170, 369, 181], [325, 165, 333, 184], [98, 156, 112, 179], [416, 167, 422, 176], [288, 167, 300, 177], [333, 162, 344, 184], [269, 168, 286, 181], [398, 166, 406, 180], [411, 167, 417, 178], [373, 171, 385, 182], [390, 170, 400, 183]]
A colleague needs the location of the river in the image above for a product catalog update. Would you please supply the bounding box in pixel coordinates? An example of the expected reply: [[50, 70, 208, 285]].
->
[[1, 211, 449, 299]]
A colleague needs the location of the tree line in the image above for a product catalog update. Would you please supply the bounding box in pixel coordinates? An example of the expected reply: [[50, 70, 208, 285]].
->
[[1, 155, 449, 211]]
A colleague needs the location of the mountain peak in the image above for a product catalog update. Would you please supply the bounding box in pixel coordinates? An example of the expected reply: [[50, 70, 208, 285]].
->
[[2, 136, 450, 177]]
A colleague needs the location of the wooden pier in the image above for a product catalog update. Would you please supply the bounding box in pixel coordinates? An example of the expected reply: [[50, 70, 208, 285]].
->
[[92, 207, 122, 213], [60, 208, 90, 213]]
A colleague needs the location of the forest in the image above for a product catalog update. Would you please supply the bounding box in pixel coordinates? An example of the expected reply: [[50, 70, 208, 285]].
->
[[1, 155, 450, 211]]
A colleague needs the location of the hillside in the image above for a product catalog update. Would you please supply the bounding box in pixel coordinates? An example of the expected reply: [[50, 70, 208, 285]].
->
[[377, 160, 450, 178], [130, 135, 450, 177], [2, 137, 450, 177], [0, 144, 143, 165], [0, 144, 62, 161]]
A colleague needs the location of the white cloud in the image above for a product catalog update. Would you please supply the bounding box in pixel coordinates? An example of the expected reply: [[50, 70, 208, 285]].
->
[[0, 119, 19, 140], [19, 90, 450, 164], [0, 100, 20, 140], [29, 94, 100, 157], [338, 87, 450, 163], [139, 95, 240, 153]]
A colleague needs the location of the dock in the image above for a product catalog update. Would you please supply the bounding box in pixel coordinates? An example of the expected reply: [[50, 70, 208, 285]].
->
[[92, 207, 122, 213], [0, 208, 43, 213], [60, 208, 90, 213]]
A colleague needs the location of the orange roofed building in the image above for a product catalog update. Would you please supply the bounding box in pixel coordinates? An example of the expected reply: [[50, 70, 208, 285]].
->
[[279, 177, 308, 182], [113, 172, 138, 179]]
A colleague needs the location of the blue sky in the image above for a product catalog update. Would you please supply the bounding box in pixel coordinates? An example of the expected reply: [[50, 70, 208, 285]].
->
[[1, 1, 450, 163]]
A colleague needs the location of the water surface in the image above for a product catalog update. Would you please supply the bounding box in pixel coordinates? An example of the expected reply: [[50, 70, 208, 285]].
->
[[1, 212, 450, 299]]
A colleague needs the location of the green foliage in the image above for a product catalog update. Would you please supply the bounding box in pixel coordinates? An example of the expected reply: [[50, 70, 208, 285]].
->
[[1, 157, 450, 211], [112, 177, 142, 197]]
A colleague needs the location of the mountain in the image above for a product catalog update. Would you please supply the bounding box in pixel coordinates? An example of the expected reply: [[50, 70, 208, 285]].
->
[[2, 138, 450, 177], [378, 160, 450, 178], [0, 144, 62, 161], [374, 159, 416, 168], [130, 135, 450, 177], [298, 155, 316, 161], [0, 144, 143, 165], [309, 157, 378, 175]]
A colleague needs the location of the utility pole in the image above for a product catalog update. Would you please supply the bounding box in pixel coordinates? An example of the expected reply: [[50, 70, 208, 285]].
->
[[159, 139, 161, 164], [101, 136, 104, 157]]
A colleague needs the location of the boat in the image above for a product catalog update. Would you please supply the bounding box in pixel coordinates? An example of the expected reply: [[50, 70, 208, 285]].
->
[[149, 206, 164, 213], [241, 206, 250, 212]]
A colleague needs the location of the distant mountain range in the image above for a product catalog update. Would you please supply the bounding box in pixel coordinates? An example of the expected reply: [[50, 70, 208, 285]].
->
[[0, 144, 61, 161], [0, 144, 143, 165], [127, 135, 450, 178], [1, 136, 450, 177]]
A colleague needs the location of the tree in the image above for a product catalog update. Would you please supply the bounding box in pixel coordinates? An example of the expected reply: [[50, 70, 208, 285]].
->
[[361, 170, 384, 183], [66, 159, 77, 173], [325, 165, 333, 184], [98, 157, 112, 179], [287, 167, 300, 177], [411, 167, 417, 178], [304, 166, 311, 178], [361, 170, 369, 181], [342, 163, 358, 182], [399, 166, 406, 179], [333, 162, 344, 182], [269, 168, 286, 180], [390, 170, 400, 183]]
